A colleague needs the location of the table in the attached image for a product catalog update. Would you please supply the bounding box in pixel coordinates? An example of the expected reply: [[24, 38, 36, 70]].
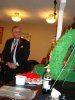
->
[[6, 80, 75, 98], [0, 78, 75, 100]]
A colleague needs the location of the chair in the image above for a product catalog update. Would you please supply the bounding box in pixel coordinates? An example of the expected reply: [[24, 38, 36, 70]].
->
[[28, 60, 39, 71]]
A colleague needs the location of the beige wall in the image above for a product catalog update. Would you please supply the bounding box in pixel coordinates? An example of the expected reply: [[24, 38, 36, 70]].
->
[[0, 22, 56, 62]]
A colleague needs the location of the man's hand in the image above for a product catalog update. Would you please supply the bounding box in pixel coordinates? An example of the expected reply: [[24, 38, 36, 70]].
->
[[10, 63, 17, 69], [6, 62, 17, 69]]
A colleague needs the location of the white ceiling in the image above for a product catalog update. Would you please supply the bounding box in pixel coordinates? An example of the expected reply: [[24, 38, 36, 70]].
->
[[0, 0, 75, 25]]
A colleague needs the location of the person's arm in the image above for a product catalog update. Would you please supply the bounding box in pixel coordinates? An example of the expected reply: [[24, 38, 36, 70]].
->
[[2, 40, 10, 64]]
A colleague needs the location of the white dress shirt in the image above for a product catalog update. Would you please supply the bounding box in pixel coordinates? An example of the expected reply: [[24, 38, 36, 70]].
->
[[11, 39, 19, 66]]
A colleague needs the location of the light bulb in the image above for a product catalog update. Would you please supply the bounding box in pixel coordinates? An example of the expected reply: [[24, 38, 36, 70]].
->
[[11, 13, 21, 22]]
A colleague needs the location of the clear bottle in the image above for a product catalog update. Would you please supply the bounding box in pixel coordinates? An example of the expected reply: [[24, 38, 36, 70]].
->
[[42, 68, 52, 95]]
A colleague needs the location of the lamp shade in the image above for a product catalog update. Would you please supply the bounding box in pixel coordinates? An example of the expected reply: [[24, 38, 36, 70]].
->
[[11, 13, 21, 22]]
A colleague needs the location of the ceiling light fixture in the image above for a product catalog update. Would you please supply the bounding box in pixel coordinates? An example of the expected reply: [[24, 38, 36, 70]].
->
[[11, 13, 21, 22], [46, 14, 56, 24], [46, 0, 57, 24]]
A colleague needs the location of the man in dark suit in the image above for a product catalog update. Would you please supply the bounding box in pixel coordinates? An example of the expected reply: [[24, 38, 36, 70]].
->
[[1, 26, 30, 83]]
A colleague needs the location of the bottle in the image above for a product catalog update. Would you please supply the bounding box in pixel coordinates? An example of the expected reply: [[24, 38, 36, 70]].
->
[[42, 68, 52, 95]]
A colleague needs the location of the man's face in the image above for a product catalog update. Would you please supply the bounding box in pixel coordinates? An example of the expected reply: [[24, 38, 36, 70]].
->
[[12, 27, 22, 39]]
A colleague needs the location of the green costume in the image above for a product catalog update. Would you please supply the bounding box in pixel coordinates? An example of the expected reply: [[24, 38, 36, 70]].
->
[[50, 29, 75, 82]]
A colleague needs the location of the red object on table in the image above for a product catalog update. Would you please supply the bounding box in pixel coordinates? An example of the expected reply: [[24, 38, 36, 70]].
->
[[17, 72, 40, 79]]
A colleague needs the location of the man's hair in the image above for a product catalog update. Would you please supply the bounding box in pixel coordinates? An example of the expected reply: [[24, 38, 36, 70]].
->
[[12, 26, 21, 31]]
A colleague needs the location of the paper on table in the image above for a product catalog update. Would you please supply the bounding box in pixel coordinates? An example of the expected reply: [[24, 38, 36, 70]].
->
[[0, 85, 37, 100], [51, 88, 61, 99]]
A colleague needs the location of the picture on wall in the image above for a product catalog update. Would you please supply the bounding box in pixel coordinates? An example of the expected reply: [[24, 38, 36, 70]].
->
[[0, 27, 3, 44]]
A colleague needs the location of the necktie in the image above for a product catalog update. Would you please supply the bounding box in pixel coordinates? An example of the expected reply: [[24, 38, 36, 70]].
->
[[12, 40, 17, 52], [11, 39, 17, 62]]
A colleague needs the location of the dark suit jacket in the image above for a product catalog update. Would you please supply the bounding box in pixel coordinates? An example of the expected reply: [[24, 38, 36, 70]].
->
[[2, 38, 30, 67]]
